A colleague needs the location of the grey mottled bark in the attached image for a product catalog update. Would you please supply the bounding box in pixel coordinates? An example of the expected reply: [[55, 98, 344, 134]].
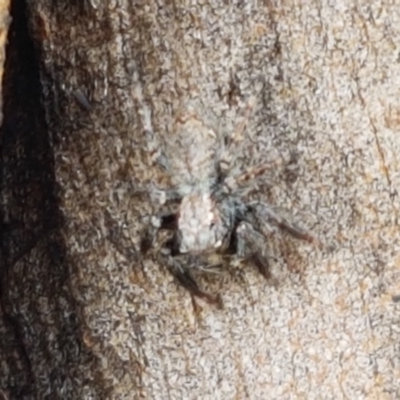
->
[[1, 0, 400, 399]]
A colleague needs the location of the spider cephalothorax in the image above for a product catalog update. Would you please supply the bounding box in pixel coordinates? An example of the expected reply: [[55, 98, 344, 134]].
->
[[146, 96, 318, 305]]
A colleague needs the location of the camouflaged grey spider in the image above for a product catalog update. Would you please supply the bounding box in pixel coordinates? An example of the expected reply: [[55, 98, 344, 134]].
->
[[143, 96, 318, 305]]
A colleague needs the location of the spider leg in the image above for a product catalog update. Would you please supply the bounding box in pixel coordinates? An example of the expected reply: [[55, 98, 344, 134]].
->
[[246, 202, 319, 245], [223, 158, 283, 193], [164, 255, 222, 306], [234, 221, 275, 279], [231, 96, 256, 145], [140, 210, 179, 256], [219, 96, 257, 174], [227, 74, 266, 147]]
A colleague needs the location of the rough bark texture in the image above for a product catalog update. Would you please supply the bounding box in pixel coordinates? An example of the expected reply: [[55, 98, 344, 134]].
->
[[0, 0, 10, 126], [1, 0, 400, 399]]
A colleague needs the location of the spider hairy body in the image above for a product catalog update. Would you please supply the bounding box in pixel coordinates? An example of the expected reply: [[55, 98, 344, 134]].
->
[[145, 97, 318, 306]]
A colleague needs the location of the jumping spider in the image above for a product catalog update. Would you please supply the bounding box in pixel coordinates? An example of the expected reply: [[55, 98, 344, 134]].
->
[[142, 96, 318, 305]]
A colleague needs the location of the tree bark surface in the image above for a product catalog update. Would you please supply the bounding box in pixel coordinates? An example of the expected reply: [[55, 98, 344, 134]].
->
[[1, 1, 400, 399]]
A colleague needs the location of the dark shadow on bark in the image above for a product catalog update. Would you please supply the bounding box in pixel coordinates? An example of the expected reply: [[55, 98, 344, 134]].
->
[[0, 1, 103, 398]]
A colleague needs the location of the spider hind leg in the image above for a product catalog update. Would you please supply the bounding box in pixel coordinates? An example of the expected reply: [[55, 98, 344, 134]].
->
[[247, 202, 319, 246], [234, 221, 274, 280]]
